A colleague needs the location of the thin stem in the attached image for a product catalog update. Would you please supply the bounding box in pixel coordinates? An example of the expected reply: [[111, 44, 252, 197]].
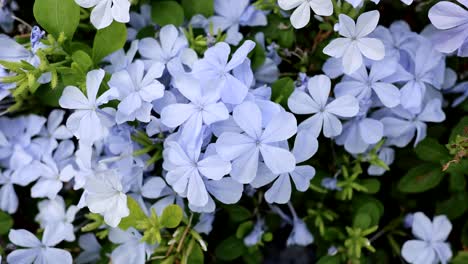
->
[[11, 15, 32, 30], [176, 214, 194, 253]]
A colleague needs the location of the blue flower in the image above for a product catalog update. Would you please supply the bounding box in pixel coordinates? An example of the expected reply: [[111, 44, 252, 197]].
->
[[321, 177, 341, 191], [244, 218, 265, 246], [192, 40, 256, 104], [108, 60, 165, 124], [216, 101, 297, 184], [30, 26, 45, 49], [402, 212, 452, 264], [288, 74, 359, 138]]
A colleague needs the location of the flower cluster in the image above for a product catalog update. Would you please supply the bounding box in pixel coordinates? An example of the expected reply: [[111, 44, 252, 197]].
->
[[0, 0, 466, 263]]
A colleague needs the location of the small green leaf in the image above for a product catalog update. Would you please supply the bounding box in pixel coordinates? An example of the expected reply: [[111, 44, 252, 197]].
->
[[450, 116, 468, 142], [249, 41, 266, 70], [316, 255, 341, 264], [92, 22, 127, 63], [397, 164, 444, 193], [271, 77, 295, 108], [436, 192, 468, 220], [0, 211, 13, 235], [236, 221, 253, 239], [72, 50, 93, 72], [414, 138, 449, 163], [33, 0, 80, 39], [215, 236, 246, 261], [119, 196, 147, 230], [152, 1, 184, 26], [187, 240, 204, 264], [160, 204, 183, 228], [181, 0, 214, 18], [360, 179, 380, 194], [226, 205, 252, 223], [451, 251, 468, 264]]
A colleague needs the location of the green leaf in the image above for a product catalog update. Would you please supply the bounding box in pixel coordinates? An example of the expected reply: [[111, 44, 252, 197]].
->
[[152, 1, 184, 26], [33, 0, 80, 39], [160, 204, 183, 228], [451, 251, 468, 264], [353, 198, 383, 229], [187, 241, 204, 264], [119, 196, 147, 230], [226, 205, 252, 223], [249, 41, 266, 70], [271, 77, 295, 108], [360, 179, 380, 194], [181, 0, 214, 18], [353, 213, 372, 229], [414, 138, 449, 163], [215, 236, 246, 261], [0, 211, 13, 235], [316, 255, 341, 264], [436, 192, 468, 220], [449, 170, 466, 192], [397, 164, 444, 193], [450, 116, 468, 142], [92, 22, 127, 63], [236, 221, 254, 239], [72, 50, 93, 72]]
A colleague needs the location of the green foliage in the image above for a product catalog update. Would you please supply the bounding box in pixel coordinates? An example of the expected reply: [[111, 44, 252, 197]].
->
[[33, 0, 80, 39], [0, 211, 13, 235], [414, 138, 450, 163], [181, 0, 214, 18], [92, 22, 127, 63], [226, 205, 252, 223], [397, 164, 444, 193], [215, 236, 246, 261], [271, 77, 295, 108], [160, 204, 183, 228], [119, 196, 147, 230], [152, 1, 184, 26]]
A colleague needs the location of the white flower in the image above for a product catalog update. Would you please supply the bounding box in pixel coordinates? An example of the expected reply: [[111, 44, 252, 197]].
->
[[7, 228, 72, 264], [278, 0, 333, 29], [83, 169, 129, 227], [323, 11, 385, 74], [109, 228, 155, 264], [35, 196, 79, 242], [75, 0, 131, 29]]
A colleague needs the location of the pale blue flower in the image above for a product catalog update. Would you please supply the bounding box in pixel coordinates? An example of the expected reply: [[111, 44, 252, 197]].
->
[[208, 0, 267, 45], [0, 170, 19, 213], [30, 26, 45, 49], [250, 131, 317, 204], [192, 40, 256, 104], [428, 0, 468, 57], [381, 99, 445, 147], [336, 116, 384, 154], [402, 212, 452, 264], [37, 110, 73, 155], [216, 101, 297, 184], [370, 21, 418, 61], [31, 155, 75, 199], [0, 1, 17, 33], [161, 77, 228, 142], [109, 228, 155, 264], [404, 213, 414, 229], [76, 234, 102, 264], [59, 69, 117, 145], [321, 177, 341, 191], [194, 213, 215, 235], [75, 0, 130, 30], [323, 11, 385, 74], [335, 59, 401, 108], [367, 147, 395, 176], [127, 4, 154, 41], [244, 218, 265, 246], [35, 196, 78, 242], [108, 60, 165, 124], [288, 75, 359, 138], [278, 0, 333, 29], [448, 81, 468, 107], [163, 135, 232, 207], [286, 203, 314, 247], [7, 228, 72, 264], [104, 40, 139, 74], [138, 25, 188, 65]]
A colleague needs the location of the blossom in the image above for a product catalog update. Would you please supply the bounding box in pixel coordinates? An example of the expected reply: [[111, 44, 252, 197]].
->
[[380, 99, 446, 147], [35, 196, 79, 242], [30, 26, 45, 49], [288, 75, 359, 138], [321, 177, 341, 191], [244, 219, 265, 246], [209, 0, 267, 45], [138, 25, 188, 65], [31, 155, 75, 199], [37, 110, 73, 155], [76, 234, 102, 264], [345, 0, 412, 8], [59, 69, 116, 145], [194, 213, 215, 235], [82, 169, 129, 227], [75, 0, 131, 29], [335, 59, 401, 108], [336, 113, 384, 154], [278, 0, 333, 29], [323, 11, 385, 74], [7, 228, 72, 264], [104, 40, 139, 73], [163, 137, 231, 207], [367, 147, 395, 176], [192, 40, 255, 104], [0, 170, 19, 213], [216, 101, 297, 184], [402, 212, 452, 264], [286, 204, 314, 247], [109, 228, 155, 264], [127, 4, 153, 41], [161, 76, 229, 141], [428, 0, 468, 56], [108, 60, 165, 124]]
